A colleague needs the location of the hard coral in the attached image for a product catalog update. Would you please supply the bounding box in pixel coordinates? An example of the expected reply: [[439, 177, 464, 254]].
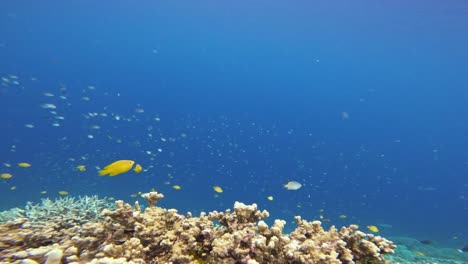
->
[[0, 195, 113, 228], [0, 191, 395, 264]]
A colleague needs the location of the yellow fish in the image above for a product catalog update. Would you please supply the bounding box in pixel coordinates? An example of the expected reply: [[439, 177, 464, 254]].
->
[[18, 162, 31, 168], [76, 165, 86, 172], [367, 225, 379, 233], [58, 191, 69, 195], [99, 160, 135, 176], [1, 173, 12, 179], [134, 164, 142, 173], [339, 214, 347, 219], [267, 196, 274, 201], [213, 186, 223, 193], [172, 185, 181, 190], [415, 251, 425, 257]]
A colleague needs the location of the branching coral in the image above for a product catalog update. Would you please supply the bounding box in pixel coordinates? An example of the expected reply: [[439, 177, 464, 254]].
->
[[0, 195, 113, 228], [0, 191, 395, 264]]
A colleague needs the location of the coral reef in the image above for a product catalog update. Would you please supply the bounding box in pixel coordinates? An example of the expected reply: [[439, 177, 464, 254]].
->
[[0, 192, 395, 263], [0, 195, 113, 228]]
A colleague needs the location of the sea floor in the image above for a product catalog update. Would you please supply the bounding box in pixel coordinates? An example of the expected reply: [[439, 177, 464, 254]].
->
[[387, 237, 468, 264]]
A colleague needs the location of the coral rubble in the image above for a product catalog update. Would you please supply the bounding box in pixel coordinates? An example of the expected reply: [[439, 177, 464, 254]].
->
[[0, 192, 395, 263]]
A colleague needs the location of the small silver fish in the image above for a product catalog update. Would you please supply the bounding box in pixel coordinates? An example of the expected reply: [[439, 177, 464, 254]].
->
[[284, 181, 302, 191]]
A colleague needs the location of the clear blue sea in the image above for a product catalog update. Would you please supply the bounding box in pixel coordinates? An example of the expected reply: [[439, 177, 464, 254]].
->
[[1, 0, 467, 258]]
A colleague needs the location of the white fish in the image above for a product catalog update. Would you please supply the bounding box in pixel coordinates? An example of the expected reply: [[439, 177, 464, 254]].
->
[[24, 124, 34, 128], [43, 92, 54, 97], [284, 181, 302, 191], [40, 103, 57, 109]]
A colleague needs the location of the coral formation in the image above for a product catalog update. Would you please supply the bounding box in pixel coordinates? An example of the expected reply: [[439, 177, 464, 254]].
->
[[0, 195, 113, 228], [0, 192, 395, 263]]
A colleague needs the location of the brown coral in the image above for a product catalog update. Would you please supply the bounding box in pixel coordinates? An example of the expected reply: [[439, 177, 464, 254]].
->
[[0, 191, 395, 264]]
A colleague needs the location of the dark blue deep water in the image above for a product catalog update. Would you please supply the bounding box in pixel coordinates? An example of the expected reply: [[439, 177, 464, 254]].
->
[[1, 0, 468, 256]]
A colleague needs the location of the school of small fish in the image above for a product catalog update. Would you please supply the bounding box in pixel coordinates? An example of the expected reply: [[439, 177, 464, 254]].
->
[[3, 74, 459, 250]]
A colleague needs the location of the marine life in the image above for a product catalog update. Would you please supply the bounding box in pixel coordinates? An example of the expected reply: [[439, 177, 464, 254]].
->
[[134, 164, 142, 173], [58, 191, 69, 195], [267, 196, 274, 201], [0, 173, 12, 179], [367, 225, 379, 233], [0, 191, 397, 263], [76, 165, 86, 172], [339, 214, 347, 219], [172, 185, 181, 190], [99, 160, 135, 176], [420, 240, 432, 245], [284, 181, 302, 190], [213, 186, 223, 193], [415, 251, 425, 257], [18, 163, 31, 168], [40, 103, 57, 109]]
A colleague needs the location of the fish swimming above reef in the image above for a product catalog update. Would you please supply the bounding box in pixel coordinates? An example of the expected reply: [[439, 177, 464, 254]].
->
[[99, 160, 135, 176], [367, 225, 379, 233], [420, 240, 432, 245], [213, 186, 223, 193], [18, 163, 31, 168], [134, 164, 142, 173], [284, 181, 302, 190], [0, 173, 12, 179]]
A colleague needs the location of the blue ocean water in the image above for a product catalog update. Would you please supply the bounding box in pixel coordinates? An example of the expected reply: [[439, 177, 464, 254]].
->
[[1, 0, 467, 255]]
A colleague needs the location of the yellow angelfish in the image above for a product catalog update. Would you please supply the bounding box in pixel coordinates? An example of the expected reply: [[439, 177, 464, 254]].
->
[[18, 162, 31, 168], [213, 186, 223, 193], [100, 160, 135, 177], [134, 164, 142, 173], [1, 173, 12, 179], [367, 225, 379, 233]]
